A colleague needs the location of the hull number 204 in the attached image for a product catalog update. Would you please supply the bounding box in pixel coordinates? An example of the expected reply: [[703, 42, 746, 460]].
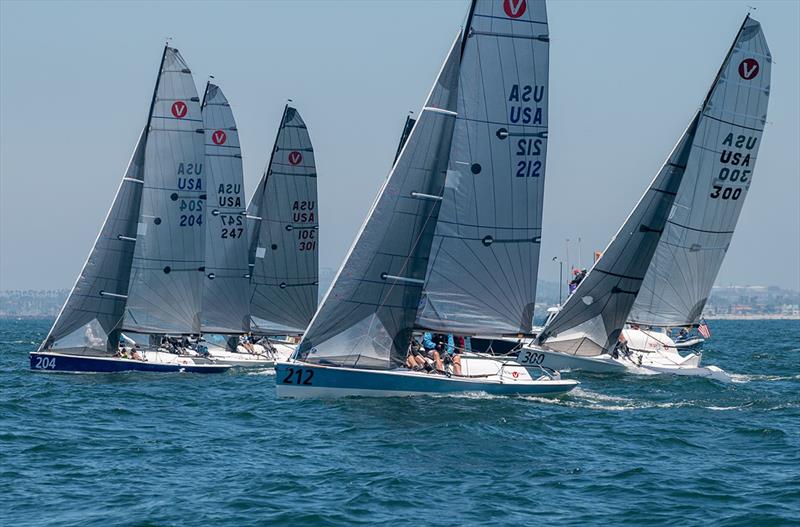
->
[[33, 356, 57, 369]]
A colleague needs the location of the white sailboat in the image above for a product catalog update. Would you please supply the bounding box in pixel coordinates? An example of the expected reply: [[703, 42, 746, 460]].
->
[[518, 16, 771, 381], [195, 81, 275, 367], [31, 46, 230, 373], [277, 0, 578, 398], [242, 104, 321, 363]]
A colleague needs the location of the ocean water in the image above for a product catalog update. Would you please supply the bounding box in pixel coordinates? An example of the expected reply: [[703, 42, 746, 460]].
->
[[1, 319, 798, 526]]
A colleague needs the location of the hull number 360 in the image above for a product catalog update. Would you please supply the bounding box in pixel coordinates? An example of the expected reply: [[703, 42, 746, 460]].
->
[[281, 367, 314, 385]]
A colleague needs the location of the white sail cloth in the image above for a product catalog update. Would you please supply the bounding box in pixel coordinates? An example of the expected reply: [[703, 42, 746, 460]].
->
[[200, 82, 251, 334], [629, 17, 771, 327], [416, 0, 549, 336], [123, 47, 206, 335], [248, 106, 319, 335], [296, 33, 462, 369], [40, 131, 146, 352], [538, 115, 699, 356]]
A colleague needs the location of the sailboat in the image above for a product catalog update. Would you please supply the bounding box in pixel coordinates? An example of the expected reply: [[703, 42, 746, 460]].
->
[[188, 81, 272, 367], [622, 14, 771, 362], [243, 104, 320, 362], [518, 16, 770, 381], [31, 46, 230, 373], [276, 0, 578, 398]]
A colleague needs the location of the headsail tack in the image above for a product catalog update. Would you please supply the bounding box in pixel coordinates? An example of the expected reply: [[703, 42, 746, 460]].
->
[[629, 16, 771, 327], [248, 105, 319, 335], [296, 33, 462, 369], [200, 82, 251, 334], [416, 0, 550, 336], [123, 47, 206, 335]]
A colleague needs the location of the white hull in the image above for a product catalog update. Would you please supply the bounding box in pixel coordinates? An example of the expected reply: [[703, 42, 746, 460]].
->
[[203, 342, 295, 368], [517, 333, 730, 382]]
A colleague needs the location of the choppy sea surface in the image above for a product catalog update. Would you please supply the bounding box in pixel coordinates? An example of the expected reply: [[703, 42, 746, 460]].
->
[[1, 319, 798, 526]]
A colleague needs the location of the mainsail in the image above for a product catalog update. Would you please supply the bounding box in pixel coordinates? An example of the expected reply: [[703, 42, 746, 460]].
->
[[416, 0, 550, 336], [296, 33, 462, 369], [123, 47, 206, 335], [248, 105, 319, 335], [200, 82, 251, 334], [629, 16, 771, 327], [40, 131, 146, 352], [537, 115, 699, 356]]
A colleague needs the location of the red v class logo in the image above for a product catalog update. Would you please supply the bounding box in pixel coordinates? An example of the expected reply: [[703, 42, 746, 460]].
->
[[212, 130, 227, 145], [288, 151, 303, 166], [503, 0, 527, 19], [738, 58, 759, 80], [171, 101, 188, 118]]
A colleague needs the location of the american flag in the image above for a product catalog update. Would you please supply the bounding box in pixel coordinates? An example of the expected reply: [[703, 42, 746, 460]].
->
[[698, 320, 711, 339]]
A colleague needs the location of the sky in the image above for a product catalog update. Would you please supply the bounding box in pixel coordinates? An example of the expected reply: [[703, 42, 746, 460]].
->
[[1, 0, 798, 291]]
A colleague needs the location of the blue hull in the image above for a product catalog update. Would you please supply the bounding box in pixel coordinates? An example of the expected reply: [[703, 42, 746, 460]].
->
[[30, 352, 231, 374], [275, 361, 578, 398]]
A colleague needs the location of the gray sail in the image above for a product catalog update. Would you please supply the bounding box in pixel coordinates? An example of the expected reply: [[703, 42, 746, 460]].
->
[[40, 131, 146, 353], [416, 0, 549, 336], [394, 115, 416, 165], [629, 17, 771, 327], [537, 115, 700, 356], [123, 47, 206, 335], [296, 33, 462, 369], [248, 105, 319, 335], [200, 82, 251, 334]]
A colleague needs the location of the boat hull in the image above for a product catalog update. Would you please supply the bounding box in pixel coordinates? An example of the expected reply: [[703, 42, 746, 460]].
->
[[517, 346, 730, 381], [29, 352, 231, 374], [519, 347, 629, 373], [275, 361, 578, 398]]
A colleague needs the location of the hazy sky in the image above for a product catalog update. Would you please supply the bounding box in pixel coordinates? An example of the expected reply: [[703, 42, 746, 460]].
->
[[1, 0, 798, 291]]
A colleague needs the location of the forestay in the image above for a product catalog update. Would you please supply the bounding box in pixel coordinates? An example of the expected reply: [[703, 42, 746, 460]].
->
[[296, 33, 462, 369], [248, 106, 319, 335], [537, 116, 700, 356], [124, 47, 206, 335], [200, 82, 251, 334], [40, 131, 146, 352], [629, 16, 771, 327], [416, 0, 549, 336]]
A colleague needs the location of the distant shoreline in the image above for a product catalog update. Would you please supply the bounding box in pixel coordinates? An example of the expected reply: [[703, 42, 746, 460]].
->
[[705, 314, 800, 321]]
